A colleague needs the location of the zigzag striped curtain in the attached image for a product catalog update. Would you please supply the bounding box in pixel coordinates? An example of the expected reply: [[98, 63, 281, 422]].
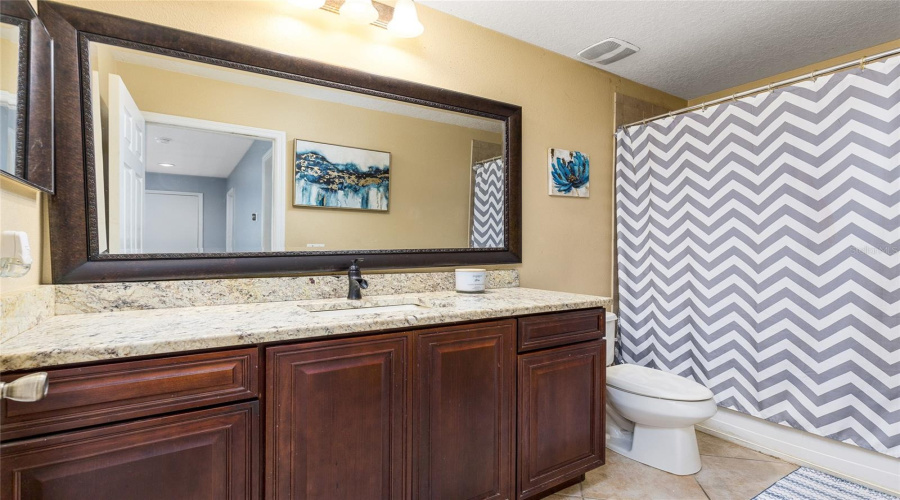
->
[[615, 56, 899, 456], [471, 158, 504, 248]]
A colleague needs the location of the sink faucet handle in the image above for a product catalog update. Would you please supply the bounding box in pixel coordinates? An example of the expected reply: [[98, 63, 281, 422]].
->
[[359, 278, 369, 290]]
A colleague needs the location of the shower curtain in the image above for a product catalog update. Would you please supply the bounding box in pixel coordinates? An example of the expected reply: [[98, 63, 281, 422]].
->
[[471, 157, 505, 248], [615, 56, 899, 457]]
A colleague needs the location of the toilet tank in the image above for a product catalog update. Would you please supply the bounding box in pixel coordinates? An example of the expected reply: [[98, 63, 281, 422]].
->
[[605, 312, 617, 366]]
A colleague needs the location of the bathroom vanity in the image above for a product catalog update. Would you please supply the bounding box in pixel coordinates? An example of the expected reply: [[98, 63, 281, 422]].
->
[[0, 289, 607, 500], [0, 3, 607, 497]]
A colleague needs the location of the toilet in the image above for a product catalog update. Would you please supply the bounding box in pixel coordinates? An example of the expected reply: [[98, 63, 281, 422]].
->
[[604, 313, 717, 475]]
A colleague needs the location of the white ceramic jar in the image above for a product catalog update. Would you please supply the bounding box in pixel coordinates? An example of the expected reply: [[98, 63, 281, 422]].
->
[[455, 268, 486, 293]]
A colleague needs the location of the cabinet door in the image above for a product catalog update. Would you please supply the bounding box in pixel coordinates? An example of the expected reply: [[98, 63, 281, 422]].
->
[[267, 335, 408, 500], [0, 402, 259, 500], [517, 341, 605, 500], [414, 320, 515, 500]]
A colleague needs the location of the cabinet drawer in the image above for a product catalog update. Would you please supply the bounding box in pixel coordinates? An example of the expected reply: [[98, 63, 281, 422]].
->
[[1, 348, 259, 441], [517, 308, 604, 352]]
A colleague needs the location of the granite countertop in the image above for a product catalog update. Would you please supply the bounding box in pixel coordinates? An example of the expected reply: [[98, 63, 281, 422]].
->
[[0, 288, 611, 372]]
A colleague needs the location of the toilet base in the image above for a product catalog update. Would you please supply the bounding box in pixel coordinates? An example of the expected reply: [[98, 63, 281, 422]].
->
[[607, 423, 702, 475]]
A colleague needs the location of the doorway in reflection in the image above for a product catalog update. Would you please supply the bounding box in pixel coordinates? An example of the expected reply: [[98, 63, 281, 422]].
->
[[103, 75, 284, 254], [143, 124, 275, 254]]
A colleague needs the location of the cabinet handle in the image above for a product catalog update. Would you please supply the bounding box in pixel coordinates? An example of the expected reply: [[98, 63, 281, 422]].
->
[[0, 373, 49, 402]]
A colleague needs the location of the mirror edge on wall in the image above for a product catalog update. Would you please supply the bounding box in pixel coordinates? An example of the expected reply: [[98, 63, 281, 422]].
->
[[0, 0, 54, 194], [41, 0, 522, 284]]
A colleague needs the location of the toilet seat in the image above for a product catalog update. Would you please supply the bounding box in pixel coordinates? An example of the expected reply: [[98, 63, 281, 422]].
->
[[607, 364, 714, 402]]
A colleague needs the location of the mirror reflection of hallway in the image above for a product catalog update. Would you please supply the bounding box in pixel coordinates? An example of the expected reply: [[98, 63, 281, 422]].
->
[[142, 120, 280, 254], [98, 72, 285, 254]]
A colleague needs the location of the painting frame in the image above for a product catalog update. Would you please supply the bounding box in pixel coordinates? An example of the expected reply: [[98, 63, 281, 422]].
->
[[548, 148, 590, 198], [293, 138, 392, 212]]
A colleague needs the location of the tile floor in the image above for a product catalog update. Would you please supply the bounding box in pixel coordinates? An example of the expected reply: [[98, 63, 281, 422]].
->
[[546, 431, 798, 500]]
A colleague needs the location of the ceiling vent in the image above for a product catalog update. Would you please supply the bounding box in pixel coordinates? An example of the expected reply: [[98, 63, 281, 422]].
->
[[577, 38, 639, 65]]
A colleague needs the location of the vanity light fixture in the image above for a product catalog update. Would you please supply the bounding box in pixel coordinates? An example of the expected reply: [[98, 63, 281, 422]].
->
[[339, 0, 379, 25], [303, 0, 425, 37], [158, 163, 176, 168], [387, 0, 423, 38]]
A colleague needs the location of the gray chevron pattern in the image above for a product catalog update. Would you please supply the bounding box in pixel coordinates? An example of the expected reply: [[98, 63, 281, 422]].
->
[[471, 158, 505, 248], [615, 55, 900, 457]]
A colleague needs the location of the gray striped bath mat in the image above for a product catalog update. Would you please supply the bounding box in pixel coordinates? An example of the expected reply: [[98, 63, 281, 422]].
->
[[753, 467, 898, 500]]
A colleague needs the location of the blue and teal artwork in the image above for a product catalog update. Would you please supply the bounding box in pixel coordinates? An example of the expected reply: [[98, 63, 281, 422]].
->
[[549, 148, 590, 198], [293, 139, 390, 211]]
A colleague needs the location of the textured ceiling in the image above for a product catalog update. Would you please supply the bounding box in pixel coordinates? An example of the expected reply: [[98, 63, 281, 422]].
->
[[420, 0, 900, 99]]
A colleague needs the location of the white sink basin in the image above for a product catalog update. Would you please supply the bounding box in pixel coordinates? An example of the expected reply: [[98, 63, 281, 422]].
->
[[309, 303, 429, 318]]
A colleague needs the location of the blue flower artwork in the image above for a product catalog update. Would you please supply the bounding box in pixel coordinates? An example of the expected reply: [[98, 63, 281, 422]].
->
[[294, 140, 390, 211], [549, 148, 590, 197]]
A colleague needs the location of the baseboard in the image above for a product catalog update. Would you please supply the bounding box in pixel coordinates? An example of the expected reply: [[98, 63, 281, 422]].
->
[[696, 408, 900, 496]]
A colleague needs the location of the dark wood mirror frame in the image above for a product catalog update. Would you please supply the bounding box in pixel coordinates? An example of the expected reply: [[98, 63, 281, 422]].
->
[[0, 0, 54, 193], [42, 1, 522, 284]]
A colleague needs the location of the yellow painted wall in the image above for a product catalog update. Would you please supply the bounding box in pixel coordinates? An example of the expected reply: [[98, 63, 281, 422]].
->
[[689, 38, 900, 106], [1, 35, 19, 94], [0, 178, 44, 294], [101, 58, 501, 251], [2, 0, 685, 296]]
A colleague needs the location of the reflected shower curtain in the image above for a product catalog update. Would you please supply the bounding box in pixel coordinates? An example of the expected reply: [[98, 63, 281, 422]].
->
[[471, 157, 504, 248], [615, 56, 899, 456]]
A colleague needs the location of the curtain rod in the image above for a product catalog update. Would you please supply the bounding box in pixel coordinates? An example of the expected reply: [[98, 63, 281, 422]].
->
[[621, 47, 900, 130], [473, 155, 503, 168]]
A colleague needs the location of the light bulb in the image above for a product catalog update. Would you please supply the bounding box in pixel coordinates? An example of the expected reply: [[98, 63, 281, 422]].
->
[[387, 0, 423, 38], [289, 0, 326, 9], [339, 0, 379, 25]]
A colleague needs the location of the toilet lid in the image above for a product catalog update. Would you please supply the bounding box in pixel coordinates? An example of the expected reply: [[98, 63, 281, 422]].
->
[[607, 364, 714, 402]]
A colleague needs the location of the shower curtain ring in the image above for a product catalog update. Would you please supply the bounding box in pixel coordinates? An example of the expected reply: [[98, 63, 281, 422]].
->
[[768, 83, 774, 93], [810, 70, 817, 82], [860, 57, 866, 71], [731, 93, 737, 102]]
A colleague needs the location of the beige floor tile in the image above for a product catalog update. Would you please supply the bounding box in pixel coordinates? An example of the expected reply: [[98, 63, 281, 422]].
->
[[546, 495, 579, 500], [581, 451, 708, 500], [696, 432, 782, 463], [694, 455, 797, 500], [555, 482, 582, 497]]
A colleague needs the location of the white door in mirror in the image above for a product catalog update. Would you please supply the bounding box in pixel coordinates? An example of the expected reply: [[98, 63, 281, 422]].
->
[[456, 268, 486, 293], [0, 231, 32, 278], [109, 75, 146, 254]]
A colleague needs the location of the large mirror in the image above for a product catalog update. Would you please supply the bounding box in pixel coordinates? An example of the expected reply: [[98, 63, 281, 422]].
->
[[44, 1, 520, 283], [0, 0, 53, 193], [88, 42, 506, 256]]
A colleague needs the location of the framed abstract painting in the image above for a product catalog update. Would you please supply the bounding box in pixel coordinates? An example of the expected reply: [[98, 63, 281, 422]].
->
[[294, 139, 391, 211], [548, 148, 590, 198]]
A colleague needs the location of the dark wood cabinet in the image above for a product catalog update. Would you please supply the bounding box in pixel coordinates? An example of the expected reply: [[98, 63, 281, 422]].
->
[[0, 309, 605, 500], [266, 334, 409, 500], [0, 402, 259, 500], [517, 341, 606, 500], [413, 320, 516, 500]]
